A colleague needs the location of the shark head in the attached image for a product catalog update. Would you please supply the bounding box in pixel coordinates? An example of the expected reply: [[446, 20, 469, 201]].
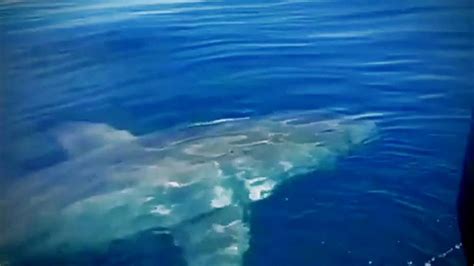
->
[[346, 120, 377, 146]]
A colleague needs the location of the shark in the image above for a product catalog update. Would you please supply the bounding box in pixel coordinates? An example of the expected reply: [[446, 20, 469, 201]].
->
[[0, 111, 377, 266]]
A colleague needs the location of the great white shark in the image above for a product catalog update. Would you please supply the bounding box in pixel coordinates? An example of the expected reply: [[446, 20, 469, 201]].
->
[[0, 111, 377, 265]]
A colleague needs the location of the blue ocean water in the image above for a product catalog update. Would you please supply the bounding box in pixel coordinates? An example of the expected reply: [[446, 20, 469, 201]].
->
[[1, 0, 473, 265]]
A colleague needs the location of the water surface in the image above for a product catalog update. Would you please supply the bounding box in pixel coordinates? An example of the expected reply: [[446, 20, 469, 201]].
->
[[1, 0, 473, 265]]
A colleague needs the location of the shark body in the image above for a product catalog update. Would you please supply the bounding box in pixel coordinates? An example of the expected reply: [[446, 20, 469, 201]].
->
[[1, 111, 377, 265]]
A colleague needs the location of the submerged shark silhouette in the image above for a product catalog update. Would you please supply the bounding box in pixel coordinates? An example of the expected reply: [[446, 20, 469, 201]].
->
[[0, 111, 377, 265]]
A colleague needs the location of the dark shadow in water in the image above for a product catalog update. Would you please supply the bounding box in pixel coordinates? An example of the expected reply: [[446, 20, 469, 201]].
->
[[9, 228, 186, 266], [458, 109, 474, 265]]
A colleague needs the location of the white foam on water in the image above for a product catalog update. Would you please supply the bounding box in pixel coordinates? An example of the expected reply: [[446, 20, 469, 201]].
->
[[190, 117, 250, 127]]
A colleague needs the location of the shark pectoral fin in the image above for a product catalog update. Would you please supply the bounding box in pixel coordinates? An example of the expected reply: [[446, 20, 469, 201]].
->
[[173, 204, 250, 266]]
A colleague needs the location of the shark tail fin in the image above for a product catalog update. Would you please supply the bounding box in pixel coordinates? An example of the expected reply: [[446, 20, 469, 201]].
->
[[52, 122, 136, 157]]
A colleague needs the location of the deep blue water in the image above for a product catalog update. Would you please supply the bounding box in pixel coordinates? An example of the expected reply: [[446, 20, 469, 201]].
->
[[1, 0, 473, 265]]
